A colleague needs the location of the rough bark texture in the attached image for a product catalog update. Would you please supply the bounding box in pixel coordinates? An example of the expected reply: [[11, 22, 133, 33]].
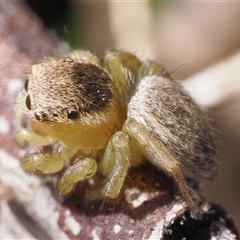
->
[[0, 1, 238, 239]]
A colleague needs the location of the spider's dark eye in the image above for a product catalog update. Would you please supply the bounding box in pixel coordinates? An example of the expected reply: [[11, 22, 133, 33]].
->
[[24, 79, 29, 91], [34, 113, 40, 121], [67, 110, 79, 120], [26, 95, 31, 110]]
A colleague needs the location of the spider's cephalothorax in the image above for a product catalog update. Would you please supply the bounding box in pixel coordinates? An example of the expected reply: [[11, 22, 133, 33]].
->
[[16, 49, 217, 214]]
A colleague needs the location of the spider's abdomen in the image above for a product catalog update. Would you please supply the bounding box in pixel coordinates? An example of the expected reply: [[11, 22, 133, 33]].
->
[[128, 75, 217, 180]]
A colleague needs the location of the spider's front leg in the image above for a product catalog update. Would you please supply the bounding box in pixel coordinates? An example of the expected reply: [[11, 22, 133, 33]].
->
[[21, 144, 78, 174], [57, 157, 98, 195], [17, 128, 76, 174], [99, 131, 131, 199], [16, 127, 56, 147]]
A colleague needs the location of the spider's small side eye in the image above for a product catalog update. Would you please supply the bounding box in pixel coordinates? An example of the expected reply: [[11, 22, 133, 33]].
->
[[34, 113, 40, 121], [24, 79, 28, 90], [67, 110, 79, 120], [25, 95, 31, 110]]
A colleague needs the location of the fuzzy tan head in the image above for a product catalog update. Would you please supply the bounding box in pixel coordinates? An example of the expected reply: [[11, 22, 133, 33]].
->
[[25, 56, 113, 123]]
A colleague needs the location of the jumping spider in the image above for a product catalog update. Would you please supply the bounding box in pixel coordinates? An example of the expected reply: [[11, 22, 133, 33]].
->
[[16, 50, 217, 214]]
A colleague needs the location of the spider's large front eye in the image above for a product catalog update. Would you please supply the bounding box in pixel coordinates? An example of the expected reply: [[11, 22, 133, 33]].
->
[[25, 95, 31, 110], [67, 110, 79, 120]]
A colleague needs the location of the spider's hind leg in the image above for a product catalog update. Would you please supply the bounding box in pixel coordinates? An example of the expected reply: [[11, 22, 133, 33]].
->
[[123, 118, 199, 214]]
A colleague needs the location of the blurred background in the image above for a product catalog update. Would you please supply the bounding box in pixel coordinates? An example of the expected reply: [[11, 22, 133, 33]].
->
[[24, 0, 240, 227]]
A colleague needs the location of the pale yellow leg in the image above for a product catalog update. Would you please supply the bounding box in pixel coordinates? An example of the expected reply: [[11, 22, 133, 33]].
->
[[99, 131, 131, 199], [21, 144, 77, 174], [16, 128, 56, 146], [57, 157, 97, 195], [123, 118, 198, 213]]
